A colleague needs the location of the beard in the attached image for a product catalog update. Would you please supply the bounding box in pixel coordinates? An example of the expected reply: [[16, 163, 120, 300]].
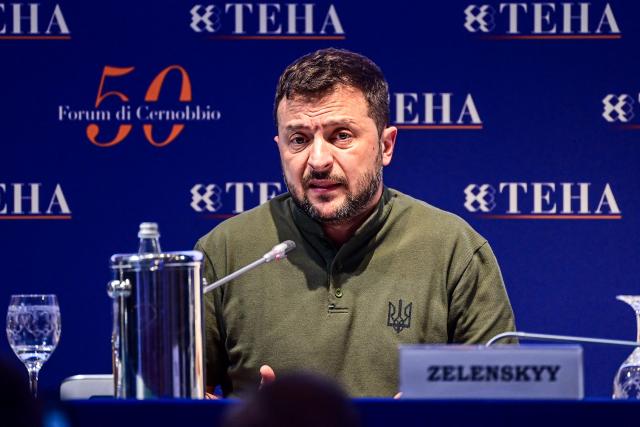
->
[[284, 151, 383, 225]]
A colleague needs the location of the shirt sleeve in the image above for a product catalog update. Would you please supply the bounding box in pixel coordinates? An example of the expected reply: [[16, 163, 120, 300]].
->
[[447, 241, 517, 344], [195, 240, 231, 394]]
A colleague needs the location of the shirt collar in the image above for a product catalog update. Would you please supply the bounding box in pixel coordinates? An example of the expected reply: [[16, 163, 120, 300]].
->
[[287, 186, 394, 262]]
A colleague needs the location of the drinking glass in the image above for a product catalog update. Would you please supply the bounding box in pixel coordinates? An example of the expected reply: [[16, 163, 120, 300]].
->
[[613, 295, 640, 399], [6, 294, 61, 398]]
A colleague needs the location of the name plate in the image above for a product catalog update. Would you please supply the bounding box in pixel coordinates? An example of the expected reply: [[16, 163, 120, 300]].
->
[[399, 345, 583, 399]]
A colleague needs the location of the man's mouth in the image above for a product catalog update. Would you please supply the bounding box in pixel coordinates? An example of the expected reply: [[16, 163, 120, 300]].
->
[[307, 179, 342, 192]]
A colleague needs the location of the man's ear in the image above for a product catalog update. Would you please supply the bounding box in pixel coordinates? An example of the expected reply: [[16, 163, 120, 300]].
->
[[274, 135, 279, 145], [381, 126, 397, 166]]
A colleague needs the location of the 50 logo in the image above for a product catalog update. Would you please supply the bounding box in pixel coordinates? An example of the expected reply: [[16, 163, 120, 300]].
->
[[88, 65, 191, 147], [57, 65, 221, 148]]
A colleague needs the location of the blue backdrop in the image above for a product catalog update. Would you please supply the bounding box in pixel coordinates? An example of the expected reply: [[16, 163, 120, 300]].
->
[[1, 0, 638, 397]]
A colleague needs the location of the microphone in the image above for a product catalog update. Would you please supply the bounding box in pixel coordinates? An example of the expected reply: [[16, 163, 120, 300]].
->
[[203, 240, 296, 294], [262, 240, 297, 263]]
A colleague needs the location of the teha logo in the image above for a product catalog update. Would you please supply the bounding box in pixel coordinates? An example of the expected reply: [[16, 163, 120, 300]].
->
[[0, 183, 71, 219], [387, 299, 412, 334], [0, 3, 70, 39], [392, 92, 482, 130], [602, 93, 640, 129], [464, 5, 496, 33], [464, 182, 621, 219], [57, 65, 221, 147], [191, 182, 282, 218], [190, 3, 345, 40], [464, 2, 621, 40]]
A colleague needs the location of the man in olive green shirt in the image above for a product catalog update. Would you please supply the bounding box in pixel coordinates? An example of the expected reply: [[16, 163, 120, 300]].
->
[[195, 48, 516, 397]]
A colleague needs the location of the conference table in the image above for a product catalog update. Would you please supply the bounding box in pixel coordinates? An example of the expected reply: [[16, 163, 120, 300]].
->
[[56, 399, 639, 427]]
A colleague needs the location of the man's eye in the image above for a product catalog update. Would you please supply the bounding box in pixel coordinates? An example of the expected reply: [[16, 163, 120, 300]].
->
[[335, 132, 352, 142], [290, 135, 307, 145]]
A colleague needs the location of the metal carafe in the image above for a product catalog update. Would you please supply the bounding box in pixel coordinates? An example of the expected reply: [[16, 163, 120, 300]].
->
[[107, 223, 204, 398]]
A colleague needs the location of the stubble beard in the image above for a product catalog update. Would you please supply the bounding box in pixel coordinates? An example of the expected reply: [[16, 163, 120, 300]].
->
[[284, 150, 384, 225]]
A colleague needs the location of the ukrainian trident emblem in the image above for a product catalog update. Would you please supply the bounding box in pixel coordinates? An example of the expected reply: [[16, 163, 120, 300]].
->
[[387, 299, 412, 333]]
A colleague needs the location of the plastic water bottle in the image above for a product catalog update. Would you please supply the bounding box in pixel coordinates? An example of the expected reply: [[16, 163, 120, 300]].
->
[[138, 222, 161, 254]]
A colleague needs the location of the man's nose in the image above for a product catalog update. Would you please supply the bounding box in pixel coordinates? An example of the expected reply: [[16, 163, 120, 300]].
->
[[307, 137, 333, 172]]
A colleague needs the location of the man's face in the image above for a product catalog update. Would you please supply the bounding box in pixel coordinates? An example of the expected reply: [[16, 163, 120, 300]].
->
[[275, 85, 396, 223]]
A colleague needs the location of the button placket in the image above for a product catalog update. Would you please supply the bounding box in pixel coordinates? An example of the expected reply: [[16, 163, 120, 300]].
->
[[327, 262, 337, 312], [327, 258, 349, 313]]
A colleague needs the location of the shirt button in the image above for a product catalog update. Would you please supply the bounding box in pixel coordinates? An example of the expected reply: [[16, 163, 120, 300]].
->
[[335, 288, 343, 298]]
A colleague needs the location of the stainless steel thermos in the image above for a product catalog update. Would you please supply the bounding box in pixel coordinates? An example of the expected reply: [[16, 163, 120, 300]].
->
[[107, 223, 204, 398]]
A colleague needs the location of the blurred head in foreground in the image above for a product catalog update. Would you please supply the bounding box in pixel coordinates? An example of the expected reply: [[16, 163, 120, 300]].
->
[[223, 372, 361, 427], [0, 356, 41, 427]]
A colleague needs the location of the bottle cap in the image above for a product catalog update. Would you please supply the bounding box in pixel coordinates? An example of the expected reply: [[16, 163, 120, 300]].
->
[[138, 222, 160, 239]]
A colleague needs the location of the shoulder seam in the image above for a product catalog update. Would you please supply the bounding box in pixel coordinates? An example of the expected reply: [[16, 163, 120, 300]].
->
[[451, 239, 489, 292]]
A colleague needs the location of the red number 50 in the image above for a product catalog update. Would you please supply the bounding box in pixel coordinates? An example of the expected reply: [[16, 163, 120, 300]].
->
[[86, 65, 193, 147]]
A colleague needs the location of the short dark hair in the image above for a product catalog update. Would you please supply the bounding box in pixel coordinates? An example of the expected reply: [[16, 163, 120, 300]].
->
[[274, 48, 390, 135], [223, 372, 360, 427]]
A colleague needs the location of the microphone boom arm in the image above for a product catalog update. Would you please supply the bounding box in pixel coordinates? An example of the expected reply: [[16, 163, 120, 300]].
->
[[203, 258, 265, 294], [202, 240, 296, 294], [486, 331, 640, 348]]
